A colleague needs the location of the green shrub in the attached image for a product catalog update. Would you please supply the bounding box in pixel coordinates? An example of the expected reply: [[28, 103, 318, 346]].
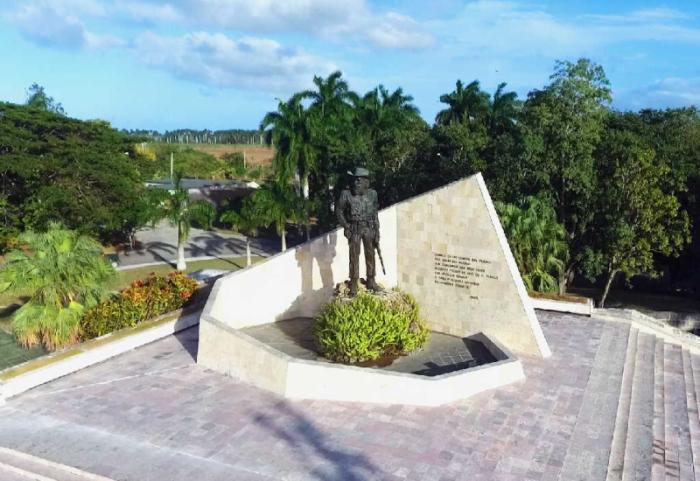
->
[[313, 290, 428, 363], [80, 272, 198, 339]]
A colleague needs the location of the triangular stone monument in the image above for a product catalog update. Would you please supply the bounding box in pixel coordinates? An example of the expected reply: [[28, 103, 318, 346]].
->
[[393, 173, 551, 357], [199, 172, 550, 364]]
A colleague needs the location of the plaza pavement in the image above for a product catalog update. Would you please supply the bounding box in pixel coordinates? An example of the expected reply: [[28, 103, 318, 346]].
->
[[0, 311, 697, 480]]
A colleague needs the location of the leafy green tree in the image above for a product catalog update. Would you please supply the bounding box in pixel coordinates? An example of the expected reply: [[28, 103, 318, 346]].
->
[[220, 199, 262, 267], [352, 85, 431, 206], [25, 83, 65, 115], [250, 183, 307, 252], [584, 122, 689, 307], [633, 108, 700, 291], [155, 174, 216, 270], [0, 102, 147, 247], [0, 224, 114, 350], [496, 197, 569, 292], [521, 58, 612, 293], [433, 81, 523, 195]]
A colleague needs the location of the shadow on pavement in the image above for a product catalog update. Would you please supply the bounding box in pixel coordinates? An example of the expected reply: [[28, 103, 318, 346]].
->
[[253, 402, 385, 481]]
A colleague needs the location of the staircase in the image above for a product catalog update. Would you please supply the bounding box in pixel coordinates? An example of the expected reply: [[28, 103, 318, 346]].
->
[[560, 325, 700, 481], [0, 447, 114, 481]]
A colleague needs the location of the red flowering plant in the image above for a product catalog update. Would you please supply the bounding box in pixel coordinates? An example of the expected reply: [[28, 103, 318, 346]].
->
[[80, 272, 198, 339]]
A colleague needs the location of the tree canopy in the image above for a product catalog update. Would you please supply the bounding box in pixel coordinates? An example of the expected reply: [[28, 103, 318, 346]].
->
[[0, 101, 148, 248]]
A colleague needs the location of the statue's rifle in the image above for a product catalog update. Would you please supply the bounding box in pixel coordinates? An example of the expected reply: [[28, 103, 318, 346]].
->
[[376, 241, 386, 276]]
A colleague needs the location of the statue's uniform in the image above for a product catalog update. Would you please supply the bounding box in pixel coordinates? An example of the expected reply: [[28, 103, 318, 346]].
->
[[336, 188, 379, 288]]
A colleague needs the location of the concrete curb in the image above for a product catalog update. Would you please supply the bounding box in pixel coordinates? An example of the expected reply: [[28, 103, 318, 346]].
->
[[115, 254, 264, 271], [530, 297, 594, 316], [0, 309, 201, 403]]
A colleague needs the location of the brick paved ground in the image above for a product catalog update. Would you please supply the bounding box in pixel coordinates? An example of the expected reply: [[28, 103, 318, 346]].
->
[[0, 313, 641, 480]]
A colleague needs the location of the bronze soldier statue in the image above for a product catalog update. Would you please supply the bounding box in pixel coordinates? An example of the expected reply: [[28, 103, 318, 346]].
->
[[336, 167, 381, 297]]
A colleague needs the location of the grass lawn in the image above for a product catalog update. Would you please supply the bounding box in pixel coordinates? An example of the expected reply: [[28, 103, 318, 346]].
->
[[0, 329, 46, 371]]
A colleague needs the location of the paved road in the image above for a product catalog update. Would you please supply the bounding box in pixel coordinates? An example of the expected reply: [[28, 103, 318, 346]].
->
[[0, 312, 619, 480], [115, 222, 280, 267]]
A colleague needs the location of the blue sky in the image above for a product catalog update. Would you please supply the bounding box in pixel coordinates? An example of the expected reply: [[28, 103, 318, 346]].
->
[[1, 0, 699, 131]]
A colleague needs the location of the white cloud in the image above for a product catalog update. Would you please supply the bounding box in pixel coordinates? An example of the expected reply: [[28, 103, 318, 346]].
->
[[363, 12, 434, 49], [6, 1, 121, 49], [617, 77, 700, 110], [118, 2, 182, 23], [434, 1, 700, 60], [121, 0, 435, 49], [133, 31, 337, 92]]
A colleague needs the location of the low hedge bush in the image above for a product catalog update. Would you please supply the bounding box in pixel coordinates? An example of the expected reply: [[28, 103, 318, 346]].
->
[[313, 289, 428, 363], [80, 272, 198, 339]]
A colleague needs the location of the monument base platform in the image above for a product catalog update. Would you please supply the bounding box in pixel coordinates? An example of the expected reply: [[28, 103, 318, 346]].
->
[[198, 316, 525, 406]]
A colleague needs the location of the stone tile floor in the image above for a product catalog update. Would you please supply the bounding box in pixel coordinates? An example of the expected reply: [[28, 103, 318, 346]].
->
[[241, 317, 496, 375], [0, 312, 617, 480]]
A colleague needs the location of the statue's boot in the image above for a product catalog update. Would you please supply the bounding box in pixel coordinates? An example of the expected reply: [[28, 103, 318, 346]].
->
[[366, 277, 381, 292], [349, 279, 359, 297]]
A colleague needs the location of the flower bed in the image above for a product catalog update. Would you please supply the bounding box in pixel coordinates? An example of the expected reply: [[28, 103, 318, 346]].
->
[[80, 272, 198, 339]]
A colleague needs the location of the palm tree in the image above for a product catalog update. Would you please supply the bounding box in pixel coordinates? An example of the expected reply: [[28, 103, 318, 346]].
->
[[220, 199, 261, 267], [435, 80, 491, 126], [496, 197, 569, 293], [301, 71, 356, 120], [355, 85, 420, 131], [159, 174, 216, 271], [0, 223, 114, 349], [252, 183, 307, 252], [489, 82, 521, 135], [260, 95, 317, 200]]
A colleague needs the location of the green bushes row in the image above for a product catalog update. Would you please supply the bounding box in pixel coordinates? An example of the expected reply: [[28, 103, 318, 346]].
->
[[80, 272, 198, 339], [313, 290, 428, 363]]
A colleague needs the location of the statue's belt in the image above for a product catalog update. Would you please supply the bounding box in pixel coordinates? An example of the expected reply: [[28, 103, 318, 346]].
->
[[348, 219, 376, 225]]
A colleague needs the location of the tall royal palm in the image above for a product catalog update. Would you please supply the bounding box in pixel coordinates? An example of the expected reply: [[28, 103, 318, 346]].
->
[[252, 183, 307, 252], [435, 80, 491, 126], [301, 71, 356, 121], [261, 95, 316, 200], [0, 224, 114, 349], [220, 198, 262, 267], [489, 82, 521, 136], [159, 174, 216, 271], [355, 85, 420, 131]]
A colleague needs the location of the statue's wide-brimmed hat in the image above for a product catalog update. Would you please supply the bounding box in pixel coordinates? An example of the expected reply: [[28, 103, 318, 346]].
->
[[348, 167, 370, 177]]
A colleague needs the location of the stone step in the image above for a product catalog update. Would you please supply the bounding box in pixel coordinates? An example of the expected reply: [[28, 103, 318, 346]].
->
[[691, 353, 700, 426], [606, 327, 640, 481], [0, 447, 114, 481], [558, 323, 631, 481], [681, 349, 700, 481], [652, 337, 666, 481], [663, 343, 695, 480], [621, 332, 655, 481]]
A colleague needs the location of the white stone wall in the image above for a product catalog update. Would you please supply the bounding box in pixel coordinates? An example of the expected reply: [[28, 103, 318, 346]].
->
[[204, 207, 398, 329], [199, 172, 550, 358], [395, 174, 551, 357]]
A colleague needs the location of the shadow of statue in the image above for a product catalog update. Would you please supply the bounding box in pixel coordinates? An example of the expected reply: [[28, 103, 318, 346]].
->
[[275, 232, 338, 329], [252, 401, 384, 481]]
